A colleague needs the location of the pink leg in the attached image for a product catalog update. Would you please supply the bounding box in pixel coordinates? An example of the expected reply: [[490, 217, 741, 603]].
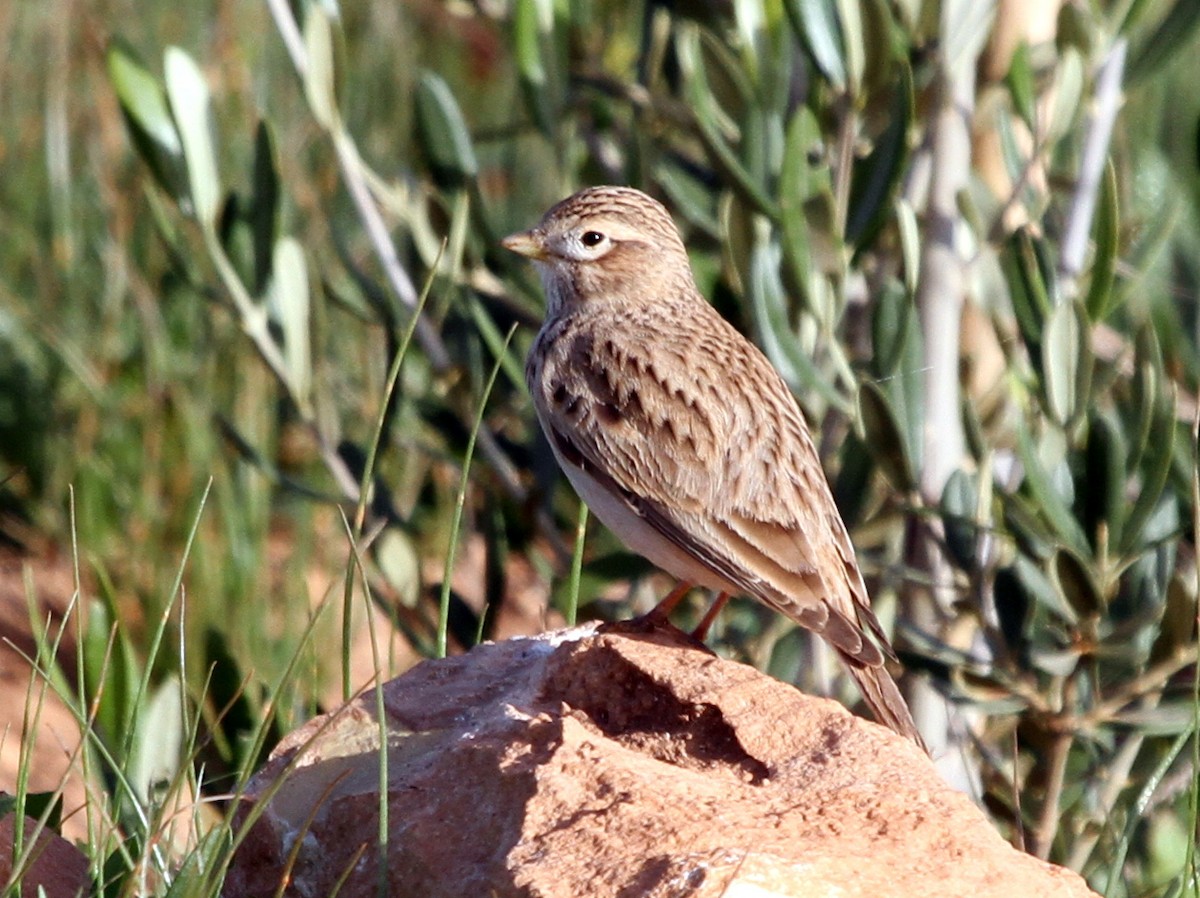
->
[[690, 592, 731, 641], [648, 581, 695, 619]]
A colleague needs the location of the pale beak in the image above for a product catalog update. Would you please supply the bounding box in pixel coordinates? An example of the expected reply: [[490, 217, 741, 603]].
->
[[501, 229, 549, 261]]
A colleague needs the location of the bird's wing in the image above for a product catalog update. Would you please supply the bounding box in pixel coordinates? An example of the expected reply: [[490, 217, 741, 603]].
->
[[539, 307, 891, 667]]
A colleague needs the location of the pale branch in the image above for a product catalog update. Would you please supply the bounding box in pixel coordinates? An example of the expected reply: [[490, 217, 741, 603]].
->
[[1058, 39, 1127, 299]]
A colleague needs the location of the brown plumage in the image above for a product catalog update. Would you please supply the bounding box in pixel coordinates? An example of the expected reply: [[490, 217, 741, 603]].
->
[[503, 185, 924, 748]]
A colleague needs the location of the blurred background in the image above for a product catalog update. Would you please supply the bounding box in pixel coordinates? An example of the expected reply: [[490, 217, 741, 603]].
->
[[1, 0, 1199, 894]]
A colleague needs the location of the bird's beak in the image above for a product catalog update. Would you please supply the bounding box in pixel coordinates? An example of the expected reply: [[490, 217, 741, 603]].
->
[[501, 229, 549, 261]]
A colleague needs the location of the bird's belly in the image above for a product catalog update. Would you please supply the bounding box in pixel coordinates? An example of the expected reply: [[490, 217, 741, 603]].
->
[[557, 455, 739, 595]]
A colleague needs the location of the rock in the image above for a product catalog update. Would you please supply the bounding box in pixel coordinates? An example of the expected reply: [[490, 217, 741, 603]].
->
[[0, 549, 90, 843], [223, 619, 1099, 898], [0, 807, 90, 898]]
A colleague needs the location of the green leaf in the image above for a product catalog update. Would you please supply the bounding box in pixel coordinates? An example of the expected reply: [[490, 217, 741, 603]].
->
[[779, 107, 825, 304], [1127, 325, 1163, 472], [995, 104, 1028, 195], [870, 278, 912, 378], [1084, 162, 1119, 322], [217, 193, 254, 292], [81, 588, 142, 756], [1051, 548, 1103, 618], [1041, 298, 1092, 427], [846, 63, 913, 249], [467, 292, 527, 396], [1113, 702, 1198, 735], [303, 5, 340, 129], [859, 0, 909, 91], [750, 1, 795, 115], [1002, 228, 1055, 356], [1005, 493, 1056, 560], [1029, 644, 1082, 677], [835, 0, 865, 95], [778, 107, 843, 326], [1149, 575, 1198, 666], [878, 292, 925, 476], [941, 0, 997, 82], [962, 390, 988, 463], [1045, 48, 1084, 146], [676, 27, 777, 217], [267, 237, 312, 409], [1015, 422, 1090, 556], [1145, 812, 1195, 887], [858, 380, 916, 491], [1083, 410, 1127, 551], [1128, 0, 1200, 85], [415, 71, 479, 185], [127, 675, 184, 804], [106, 41, 187, 200], [741, 218, 843, 411], [784, 0, 846, 89], [1056, 2, 1095, 54], [739, 105, 774, 198], [656, 163, 721, 237], [374, 525, 422, 609], [895, 197, 920, 296], [942, 469, 978, 569], [249, 122, 280, 297], [1005, 41, 1036, 131], [1013, 554, 1076, 624], [514, 0, 559, 136], [514, 0, 547, 90], [767, 626, 807, 682], [164, 46, 221, 229], [832, 429, 873, 528], [1120, 392, 1177, 556]]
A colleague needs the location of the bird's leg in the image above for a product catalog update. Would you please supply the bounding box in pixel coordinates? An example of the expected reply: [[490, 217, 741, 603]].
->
[[690, 592, 731, 641], [647, 581, 694, 620]]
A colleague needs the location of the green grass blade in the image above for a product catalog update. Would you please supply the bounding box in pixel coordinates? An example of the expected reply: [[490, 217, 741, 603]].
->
[[438, 324, 518, 658]]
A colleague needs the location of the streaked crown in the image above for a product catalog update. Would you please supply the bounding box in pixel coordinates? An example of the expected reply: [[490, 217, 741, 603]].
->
[[502, 186, 697, 315]]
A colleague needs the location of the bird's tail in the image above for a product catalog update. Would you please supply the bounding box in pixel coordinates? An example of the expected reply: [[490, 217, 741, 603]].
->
[[841, 653, 928, 754]]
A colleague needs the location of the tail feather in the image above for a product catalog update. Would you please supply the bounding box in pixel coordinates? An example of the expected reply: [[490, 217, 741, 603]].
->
[[841, 653, 928, 754]]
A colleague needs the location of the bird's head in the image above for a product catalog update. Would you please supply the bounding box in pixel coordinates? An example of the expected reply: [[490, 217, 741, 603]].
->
[[502, 186, 696, 317]]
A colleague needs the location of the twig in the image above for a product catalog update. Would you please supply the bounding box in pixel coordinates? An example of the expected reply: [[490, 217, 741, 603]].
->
[[985, 135, 1046, 244], [1065, 719, 1149, 871], [904, 1, 997, 795], [1010, 730, 1025, 852], [264, 0, 307, 75], [915, 77, 971, 503], [831, 97, 856, 238], [1079, 645, 1199, 727], [1058, 39, 1127, 299], [1031, 726, 1073, 859]]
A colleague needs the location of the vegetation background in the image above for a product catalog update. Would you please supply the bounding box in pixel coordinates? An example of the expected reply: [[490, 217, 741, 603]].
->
[[1, 0, 1199, 894]]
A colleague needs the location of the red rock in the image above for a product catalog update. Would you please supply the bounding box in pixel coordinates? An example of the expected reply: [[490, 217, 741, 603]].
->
[[0, 808, 89, 898], [224, 619, 1099, 898]]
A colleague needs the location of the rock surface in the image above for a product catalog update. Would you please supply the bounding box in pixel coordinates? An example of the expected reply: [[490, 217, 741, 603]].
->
[[0, 550, 89, 843], [224, 618, 1099, 898], [0, 808, 90, 898]]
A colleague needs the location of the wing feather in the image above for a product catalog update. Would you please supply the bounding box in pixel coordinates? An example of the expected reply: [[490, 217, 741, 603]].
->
[[536, 303, 889, 666]]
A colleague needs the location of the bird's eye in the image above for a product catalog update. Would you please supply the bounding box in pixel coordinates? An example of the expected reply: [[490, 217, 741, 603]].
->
[[580, 231, 606, 247]]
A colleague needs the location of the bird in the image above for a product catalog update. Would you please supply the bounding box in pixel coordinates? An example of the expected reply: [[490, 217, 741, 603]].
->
[[502, 185, 924, 747]]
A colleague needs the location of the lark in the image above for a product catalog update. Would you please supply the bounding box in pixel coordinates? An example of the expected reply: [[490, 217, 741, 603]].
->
[[503, 185, 923, 747]]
